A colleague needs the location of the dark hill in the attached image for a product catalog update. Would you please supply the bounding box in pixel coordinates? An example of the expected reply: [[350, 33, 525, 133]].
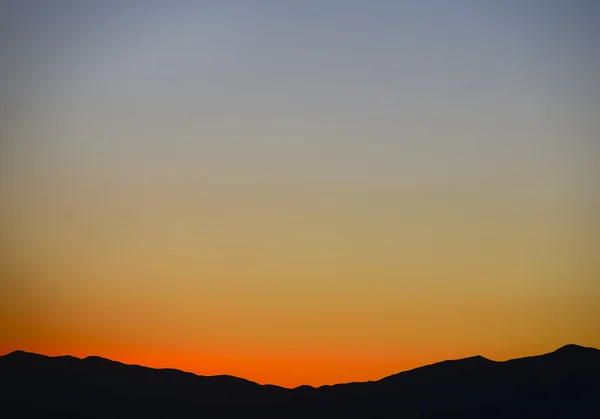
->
[[1, 345, 599, 418]]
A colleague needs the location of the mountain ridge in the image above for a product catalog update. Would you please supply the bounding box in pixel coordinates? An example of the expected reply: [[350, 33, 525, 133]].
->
[[2, 344, 599, 418], [5, 343, 597, 388]]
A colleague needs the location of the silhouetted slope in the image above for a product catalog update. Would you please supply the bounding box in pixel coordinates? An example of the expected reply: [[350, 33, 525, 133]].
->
[[0, 350, 288, 418], [1, 345, 599, 418], [291, 345, 600, 418]]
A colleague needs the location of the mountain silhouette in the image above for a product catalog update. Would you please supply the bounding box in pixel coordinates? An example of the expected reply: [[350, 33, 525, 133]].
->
[[2, 345, 599, 418]]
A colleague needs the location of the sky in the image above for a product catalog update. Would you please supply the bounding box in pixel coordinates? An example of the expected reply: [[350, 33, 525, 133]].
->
[[0, 0, 599, 388]]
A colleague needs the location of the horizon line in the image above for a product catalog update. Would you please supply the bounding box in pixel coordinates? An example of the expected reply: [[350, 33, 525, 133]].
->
[[2, 343, 596, 389]]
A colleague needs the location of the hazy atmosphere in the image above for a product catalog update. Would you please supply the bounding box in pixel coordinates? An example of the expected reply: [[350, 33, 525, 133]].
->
[[1, 1, 598, 387]]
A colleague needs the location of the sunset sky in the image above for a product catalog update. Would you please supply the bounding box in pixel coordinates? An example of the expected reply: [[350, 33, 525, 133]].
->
[[1, 1, 598, 388]]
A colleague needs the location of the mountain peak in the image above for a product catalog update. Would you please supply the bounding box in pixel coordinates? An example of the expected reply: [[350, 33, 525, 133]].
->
[[465, 355, 491, 362], [3, 350, 38, 359], [552, 344, 598, 355], [6, 350, 28, 356], [84, 355, 115, 363]]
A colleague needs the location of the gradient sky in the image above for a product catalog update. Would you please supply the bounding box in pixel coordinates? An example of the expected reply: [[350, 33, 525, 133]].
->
[[1, 0, 599, 388]]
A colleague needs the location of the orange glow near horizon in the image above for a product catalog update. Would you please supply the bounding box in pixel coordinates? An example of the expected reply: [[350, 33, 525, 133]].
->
[[1, 341, 590, 389], [2, 301, 599, 388]]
